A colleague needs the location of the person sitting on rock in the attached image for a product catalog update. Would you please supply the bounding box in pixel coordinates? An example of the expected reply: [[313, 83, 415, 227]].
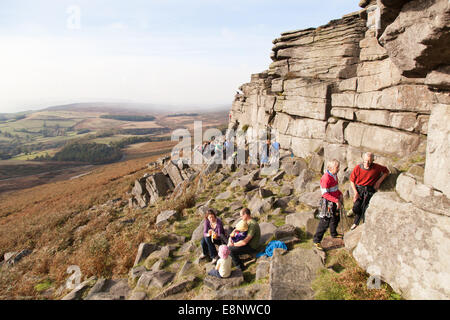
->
[[313, 159, 344, 251], [200, 209, 226, 263], [349, 152, 389, 230], [227, 208, 261, 271], [207, 245, 232, 279], [229, 220, 248, 243]]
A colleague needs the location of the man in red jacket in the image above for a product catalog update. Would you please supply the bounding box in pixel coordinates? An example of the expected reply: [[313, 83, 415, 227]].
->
[[350, 152, 389, 230], [313, 159, 343, 251]]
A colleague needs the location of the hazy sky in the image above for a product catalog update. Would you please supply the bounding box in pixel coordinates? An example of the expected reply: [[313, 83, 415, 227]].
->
[[0, 0, 360, 113]]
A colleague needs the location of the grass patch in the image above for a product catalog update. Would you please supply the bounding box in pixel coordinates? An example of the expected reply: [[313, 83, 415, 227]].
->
[[312, 249, 402, 300], [34, 279, 53, 292]]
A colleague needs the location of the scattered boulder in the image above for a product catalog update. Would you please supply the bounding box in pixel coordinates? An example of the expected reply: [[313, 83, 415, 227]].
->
[[229, 201, 243, 212], [178, 261, 193, 279], [285, 210, 314, 227], [129, 266, 147, 283], [274, 224, 297, 240], [279, 185, 293, 196], [298, 191, 322, 208], [269, 247, 324, 300], [178, 241, 196, 255], [270, 208, 282, 216], [273, 196, 294, 209], [203, 269, 244, 290], [62, 276, 96, 300], [3, 249, 32, 266], [272, 170, 285, 182], [191, 221, 205, 242], [134, 243, 159, 267], [259, 222, 277, 246], [216, 190, 233, 200], [153, 277, 195, 300], [259, 188, 274, 198], [156, 210, 179, 228], [294, 169, 315, 191], [281, 158, 307, 176], [136, 270, 175, 290], [248, 194, 274, 216], [309, 154, 324, 172], [258, 178, 268, 188]]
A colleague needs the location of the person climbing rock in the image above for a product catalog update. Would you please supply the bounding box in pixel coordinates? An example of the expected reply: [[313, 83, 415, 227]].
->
[[313, 159, 343, 251], [227, 208, 261, 271], [200, 209, 226, 263], [349, 152, 389, 230]]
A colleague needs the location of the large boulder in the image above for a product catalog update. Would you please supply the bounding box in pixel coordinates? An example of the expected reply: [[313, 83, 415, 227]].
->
[[163, 161, 185, 187], [424, 104, 450, 197], [269, 247, 324, 300], [353, 192, 450, 299], [145, 172, 174, 204]]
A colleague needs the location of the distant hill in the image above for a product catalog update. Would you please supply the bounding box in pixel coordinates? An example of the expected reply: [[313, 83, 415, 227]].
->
[[43, 102, 231, 115]]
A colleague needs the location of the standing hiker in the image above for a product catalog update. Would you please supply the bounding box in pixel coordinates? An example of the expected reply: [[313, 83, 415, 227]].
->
[[313, 159, 343, 251], [349, 152, 389, 230]]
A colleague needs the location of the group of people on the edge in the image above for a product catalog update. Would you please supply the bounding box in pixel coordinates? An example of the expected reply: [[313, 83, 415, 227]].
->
[[198, 143, 389, 278]]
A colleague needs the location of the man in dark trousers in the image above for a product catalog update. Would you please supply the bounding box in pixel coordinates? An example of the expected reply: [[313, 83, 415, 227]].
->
[[350, 152, 389, 230], [227, 208, 261, 271], [313, 159, 343, 251]]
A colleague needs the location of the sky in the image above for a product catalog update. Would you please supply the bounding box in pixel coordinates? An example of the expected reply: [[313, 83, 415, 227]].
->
[[0, 0, 361, 114]]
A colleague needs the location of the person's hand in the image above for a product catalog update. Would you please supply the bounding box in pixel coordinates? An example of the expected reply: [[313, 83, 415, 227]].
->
[[374, 181, 381, 190], [353, 193, 360, 203]]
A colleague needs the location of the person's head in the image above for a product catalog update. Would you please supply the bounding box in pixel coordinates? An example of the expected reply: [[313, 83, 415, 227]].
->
[[327, 159, 340, 175], [363, 152, 374, 168], [239, 208, 251, 221], [218, 245, 230, 259], [205, 209, 217, 223], [235, 220, 248, 232]]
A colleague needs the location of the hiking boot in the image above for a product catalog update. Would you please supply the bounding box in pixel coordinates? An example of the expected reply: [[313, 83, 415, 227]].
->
[[314, 243, 324, 251], [199, 253, 207, 259], [332, 234, 344, 239]]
